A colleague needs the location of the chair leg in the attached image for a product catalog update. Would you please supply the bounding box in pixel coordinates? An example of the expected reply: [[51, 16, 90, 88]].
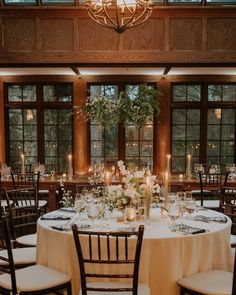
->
[[67, 282, 72, 295]]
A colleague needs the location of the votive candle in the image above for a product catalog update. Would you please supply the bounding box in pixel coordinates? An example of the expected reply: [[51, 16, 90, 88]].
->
[[105, 171, 111, 186]]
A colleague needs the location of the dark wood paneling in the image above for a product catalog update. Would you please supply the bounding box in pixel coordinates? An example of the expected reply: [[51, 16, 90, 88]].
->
[[3, 19, 36, 51], [78, 19, 119, 51], [207, 18, 236, 50], [41, 18, 74, 51], [170, 18, 202, 50], [0, 7, 235, 64], [122, 19, 164, 51]]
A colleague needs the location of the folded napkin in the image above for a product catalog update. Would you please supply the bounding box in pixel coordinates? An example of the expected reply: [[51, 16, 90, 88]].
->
[[113, 225, 137, 232], [50, 225, 71, 231], [41, 214, 72, 220], [194, 215, 227, 223], [176, 223, 206, 235], [59, 207, 76, 213]]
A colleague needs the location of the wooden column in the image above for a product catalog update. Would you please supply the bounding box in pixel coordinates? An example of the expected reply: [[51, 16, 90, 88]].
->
[[0, 78, 5, 164], [155, 78, 171, 175], [73, 79, 88, 175]]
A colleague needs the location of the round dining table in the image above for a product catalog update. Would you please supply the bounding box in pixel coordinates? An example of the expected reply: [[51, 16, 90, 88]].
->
[[36, 208, 234, 295]]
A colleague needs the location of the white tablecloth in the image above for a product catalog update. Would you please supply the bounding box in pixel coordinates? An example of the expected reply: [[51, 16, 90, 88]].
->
[[36, 209, 233, 295]]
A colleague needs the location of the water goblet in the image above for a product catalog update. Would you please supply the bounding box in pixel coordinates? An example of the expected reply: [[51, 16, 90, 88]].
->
[[177, 191, 186, 218], [138, 198, 146, 221], [168, 202, 180, 232], [74, 193, 86, 214], [87, 201, 99, 221], [50, 170, 55, 178], [185, 198, 196, 219]]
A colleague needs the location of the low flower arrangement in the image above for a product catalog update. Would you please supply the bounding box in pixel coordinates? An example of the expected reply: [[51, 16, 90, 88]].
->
[[106, 160, 160, 211]]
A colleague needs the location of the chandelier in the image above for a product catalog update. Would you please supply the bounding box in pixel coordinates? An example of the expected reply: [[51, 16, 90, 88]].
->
[[86, 0, 153, 33]]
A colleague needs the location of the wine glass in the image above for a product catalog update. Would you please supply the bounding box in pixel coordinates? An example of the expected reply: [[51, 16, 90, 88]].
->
[[74, 193, 86, 214], [86, 200, 99, 221], [168, 202, 180, 231], [138, 198, 146, 221], [177, 191, 186, 218], [185, 198, 196, 219], [168, 201, 180, 232]]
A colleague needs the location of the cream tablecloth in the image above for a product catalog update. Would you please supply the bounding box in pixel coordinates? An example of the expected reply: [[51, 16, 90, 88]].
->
[[36, 209, 233, 295]]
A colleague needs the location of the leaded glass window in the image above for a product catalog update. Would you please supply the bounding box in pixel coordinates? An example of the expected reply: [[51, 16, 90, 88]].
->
[[89, 83, 155, 170], [89, 85, 119, 167], [6, 83, 73, 172]]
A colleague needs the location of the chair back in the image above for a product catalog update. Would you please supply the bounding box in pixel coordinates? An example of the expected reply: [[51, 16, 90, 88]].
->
[[11, 171, 40, 191], [4, 187, 39, 241], [198, 172, 228, 207], [72, 225, 144, 295], [11, 164, 32, 173], [220, 187, 236, 234], [232, 248, 236, 295], [0, 214, 17, 294]]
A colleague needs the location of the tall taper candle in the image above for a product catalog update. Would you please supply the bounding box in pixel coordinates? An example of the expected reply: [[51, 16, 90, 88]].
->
[[21, 154, 25, 174], [146, 176, 151, 219], [186, 154, 192, 180], [166, 154, 171, 179], [68, 154, 73, 180]]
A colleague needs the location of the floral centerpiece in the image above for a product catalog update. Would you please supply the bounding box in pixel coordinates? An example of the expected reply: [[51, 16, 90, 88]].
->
[[106, 160, 160, 211]]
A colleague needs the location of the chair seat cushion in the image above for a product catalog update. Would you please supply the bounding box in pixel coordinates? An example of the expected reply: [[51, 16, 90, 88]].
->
[[79, 282, 150, 295], [230, 234, 236, 248], [0, 200, 13, 207], [16, 233, 37, 247], [16, 199, 47, 208], [39, 200, 47, 208], [0, 264, 71, 292], [195, 200, 220, 208], [178, 270, 233, 295], [0, 247, 36, 265], [191, 190, 210, 194]]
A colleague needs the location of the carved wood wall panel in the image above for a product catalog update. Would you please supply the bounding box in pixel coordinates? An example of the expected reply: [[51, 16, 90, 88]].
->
[[3, 19, 36, 51], [169, 18, 202, 50], [207, 18, 236, 50], [78, 19, 119, 50], [0, 8, 235, 63], [41, 18, 74, 51], [122, 19, 164, 51]]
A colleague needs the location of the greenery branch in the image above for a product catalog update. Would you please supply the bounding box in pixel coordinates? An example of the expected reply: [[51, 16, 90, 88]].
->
[[74, 84, 162, 127]]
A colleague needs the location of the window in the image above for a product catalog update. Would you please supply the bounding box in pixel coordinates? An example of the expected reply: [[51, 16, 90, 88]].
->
[[89, 83, 156, 170], [206, 84, 236, 165], [172, 84, 201, 172], [171, 83, 236, 173], [5, 83, 73, 172]]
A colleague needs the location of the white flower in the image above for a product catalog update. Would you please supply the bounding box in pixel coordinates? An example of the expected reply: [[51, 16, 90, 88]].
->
[[152, 184, 160, 194], [117, 160, 124, 167]]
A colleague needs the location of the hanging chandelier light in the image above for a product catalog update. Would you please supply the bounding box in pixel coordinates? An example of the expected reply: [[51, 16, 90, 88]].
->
[[86, 0, 153, 33]]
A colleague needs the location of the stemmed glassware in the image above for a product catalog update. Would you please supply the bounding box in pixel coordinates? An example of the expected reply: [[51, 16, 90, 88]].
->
[[168, 198, 180, 232], [185, 198, 196, 219]]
